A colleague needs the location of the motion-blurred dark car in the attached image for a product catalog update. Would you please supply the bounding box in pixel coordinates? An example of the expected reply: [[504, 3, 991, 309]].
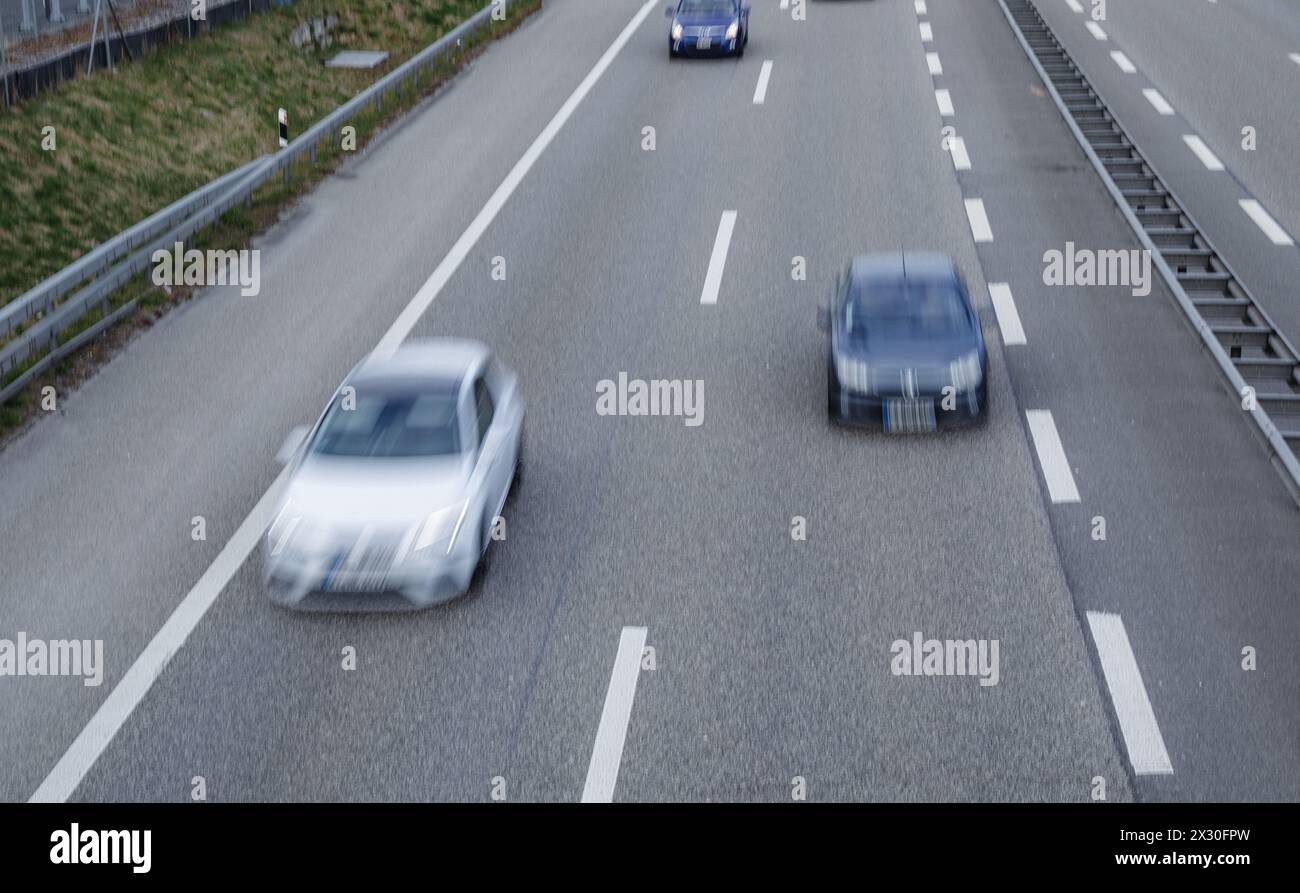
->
[[667, 0, 750, 57], [819, 252, 988, 432]]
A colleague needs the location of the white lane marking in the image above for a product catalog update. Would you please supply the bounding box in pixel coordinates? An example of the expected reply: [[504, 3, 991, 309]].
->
[[964, 198, 994, 243], [1086, 612, 1174, 775], [1085, 21, 1108, 41], [1065, 0, 1083, 13], [926, 52, 943, 75], [1239, 199, 1295, 245], [752, 60, 773, 105], [949, 136, 971, 171], [1025, 410, 1081, 503], [1289, 52, 1300, 66], [376, 0, 659, 356], [935, 87, 955, 117], [919, 21, 933, 43], [1142, 88, 1175, 115], [915, 0, 927, 14], [988, 283, 1026, 346], [780, 0, 789, 8], [581, 626, 649, 803], [30, 465, 293, 802], [1182, 134, 1224, 171], [701, 211, 738, 305], [29, 0, 663, 804], [1110, 50, 1136, 74]]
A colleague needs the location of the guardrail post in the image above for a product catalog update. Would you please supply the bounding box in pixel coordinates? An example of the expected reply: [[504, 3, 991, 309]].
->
[[282, 159, 290, 188]]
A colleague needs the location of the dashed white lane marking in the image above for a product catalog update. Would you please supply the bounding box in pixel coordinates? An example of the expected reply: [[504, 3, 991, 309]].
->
[[753, 60, 773, 105], [1065, 0, 1083, 13], [701, 211, 738, 305], [1142, 88, 1175, 115], [1239, 200, 1295, 246], [919, 21, 933, 43], [581, 626, 649, 803], [935, 88, 955, 117], [28, 0, 665, 804], [915, 0, 927, 14], [926, 52, 943, 75], [949, 136, 971, 171], [780, 0, 789, 9], [1025, 409, 1081, 503], [1110, 50, 1136, 74], [1085, 21, 1108, 40], [1182, 135, 1224, 171], [964, 198, 994, 243], [1086, 612, 1175, 776], [1289, 52, 1300, 66], [988, 283, 1027, 346]]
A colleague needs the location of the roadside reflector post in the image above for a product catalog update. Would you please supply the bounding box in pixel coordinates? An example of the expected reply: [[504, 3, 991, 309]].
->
[[278, 107, 288, 148]]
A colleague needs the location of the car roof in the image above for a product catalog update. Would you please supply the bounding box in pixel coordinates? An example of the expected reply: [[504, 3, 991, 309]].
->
[[850, 251, 958, 283], [350, 338, 490, 387]]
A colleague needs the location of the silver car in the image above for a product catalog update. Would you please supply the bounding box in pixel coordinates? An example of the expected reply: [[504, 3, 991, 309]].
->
[[263, 338, 524, 611]]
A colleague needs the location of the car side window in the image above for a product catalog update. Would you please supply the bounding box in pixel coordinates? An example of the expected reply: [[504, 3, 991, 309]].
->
[[473, 377, 494, 448]]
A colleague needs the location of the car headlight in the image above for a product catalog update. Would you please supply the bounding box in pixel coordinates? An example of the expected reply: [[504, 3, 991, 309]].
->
[[835, 355, 872, 395], [949, 350, 983, 392], [725, 19, 738, 39], [415, 499, 470, 554], [671, 20, 683, 40]]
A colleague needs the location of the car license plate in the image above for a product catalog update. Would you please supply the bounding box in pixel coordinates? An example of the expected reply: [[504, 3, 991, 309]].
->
[[884, 398, 937, 434], [698, 34, 711, 49]]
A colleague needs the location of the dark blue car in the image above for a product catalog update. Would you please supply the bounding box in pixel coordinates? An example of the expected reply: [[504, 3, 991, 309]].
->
[[667, 0, 750, 57], [819, 253, 989, 433]]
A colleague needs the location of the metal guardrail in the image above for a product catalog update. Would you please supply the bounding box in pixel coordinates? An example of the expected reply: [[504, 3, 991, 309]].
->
[[0, 0, 529, 405], [997, 0, 1300, 508]]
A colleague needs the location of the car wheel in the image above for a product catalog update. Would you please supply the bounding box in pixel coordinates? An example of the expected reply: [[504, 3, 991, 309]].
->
[[827, 359, 841, 422]]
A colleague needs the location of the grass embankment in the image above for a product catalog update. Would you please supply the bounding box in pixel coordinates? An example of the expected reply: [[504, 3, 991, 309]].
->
[[0, 0, 539, 433]]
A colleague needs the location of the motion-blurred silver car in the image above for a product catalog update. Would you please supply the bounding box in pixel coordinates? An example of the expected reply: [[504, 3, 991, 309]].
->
[[263, 338, 524, 611]]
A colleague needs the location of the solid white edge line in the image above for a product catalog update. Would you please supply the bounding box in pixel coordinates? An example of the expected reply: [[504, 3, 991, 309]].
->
[[1239, 199, 1295, 245], [29, 0, 663, 804], [987, 283, 1026, 346], [1109, 50, 1136, 74], [1025, 409, 1081, 503], [919, 21, 933, 43], [1182, 134, 1224, 171], [926, 52, 943, 75], [935, 88, 954, 117], [753, 60, 773, 105], [581, 626, 649, 802], [963, 198, 994, 243], [949, 136, 971, 171], [375, 0, 660, 357], [30, 465, 293, 802], [700, 211, 738, 305], [1085, 21, 1108, 41], [1086, 612, 1174, 775], [1141, 88, 1174, 115]]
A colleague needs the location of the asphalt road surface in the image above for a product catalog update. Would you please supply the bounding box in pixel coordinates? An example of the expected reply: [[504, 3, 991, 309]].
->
[[1, 0, 1297, 803]]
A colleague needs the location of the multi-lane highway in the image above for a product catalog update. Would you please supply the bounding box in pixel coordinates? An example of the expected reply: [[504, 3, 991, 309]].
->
[[1, 0, 1298, 803]]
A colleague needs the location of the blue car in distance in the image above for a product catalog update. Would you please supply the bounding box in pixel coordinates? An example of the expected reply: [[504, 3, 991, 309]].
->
[[667, 0, 750, 58], [818, 253, 989, 433]]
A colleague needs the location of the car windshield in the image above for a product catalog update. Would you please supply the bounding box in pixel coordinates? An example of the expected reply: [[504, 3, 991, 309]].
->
[[310, 384, 461, 458], [679, 0, 734, 13], [845, 278, 970, 340]]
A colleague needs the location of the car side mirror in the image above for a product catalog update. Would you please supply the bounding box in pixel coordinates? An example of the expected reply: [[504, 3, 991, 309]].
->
[[817, 304, 831, 333], [276, 425, 310, 465], [664, 5, 675, 18]]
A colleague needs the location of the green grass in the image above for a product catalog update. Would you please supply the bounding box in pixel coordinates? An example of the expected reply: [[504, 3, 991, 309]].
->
[[0, 0, 525, 307]]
